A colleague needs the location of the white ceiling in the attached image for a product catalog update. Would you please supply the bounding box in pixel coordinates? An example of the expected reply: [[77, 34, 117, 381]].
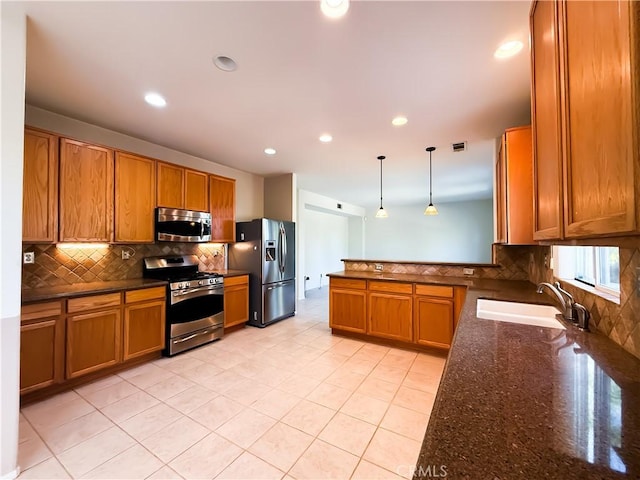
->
[[20, 1, 532, 210]]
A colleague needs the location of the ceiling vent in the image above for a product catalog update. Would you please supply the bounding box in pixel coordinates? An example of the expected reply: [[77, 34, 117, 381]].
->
[[452, 141, 467, 152]]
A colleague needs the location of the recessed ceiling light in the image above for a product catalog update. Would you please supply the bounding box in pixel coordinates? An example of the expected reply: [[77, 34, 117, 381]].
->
[[264, 148, 276, 155], [319, 134, 333, 143], [494, 40, 524, 59], [213, 55, 238, 72], [320, 0, 349, 18], [392, 116, 408, 126], [144, 92, 166, 108]]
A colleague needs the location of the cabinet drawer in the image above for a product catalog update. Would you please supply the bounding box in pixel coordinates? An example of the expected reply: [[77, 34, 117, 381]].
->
[[224, 275, 249, 287], [368, 281, 413, 294], [330, 277, 366, 290], [68, 292, 121, 313], [125, 287, 166, 304], [415, 285, 454, 298], [21, 301, 63, 322]]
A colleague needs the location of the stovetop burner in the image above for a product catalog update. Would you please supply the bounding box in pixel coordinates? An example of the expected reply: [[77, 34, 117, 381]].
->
[[142, 254, 224, 287]]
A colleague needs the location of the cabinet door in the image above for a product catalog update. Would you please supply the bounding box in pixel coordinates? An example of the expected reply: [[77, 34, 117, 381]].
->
[[115, 152, 156, 243], [185, 169, 208, 212], [209, 174, 236, 242], [414, 296, 453, 349], [504, 126, 534, 244], [224, 276, 249, 328], [20, 301, 65, 394], [66, 308, 121, 378], [561, 1, 637, 237], [329, 288, 366, 333], [531, 0, 564, 241], [157, 162, 184, 209], [23, 129, 58, 243], [59, 139, 114, 242], [495, 138, 507, 244], [368, 292, 412, 342], [123, 300, 165, 361]]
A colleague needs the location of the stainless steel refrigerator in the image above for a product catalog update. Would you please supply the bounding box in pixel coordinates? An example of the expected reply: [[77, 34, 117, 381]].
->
[[228, 218, 295, 327]]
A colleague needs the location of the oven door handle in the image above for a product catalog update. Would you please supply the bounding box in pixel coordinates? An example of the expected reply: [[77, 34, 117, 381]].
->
[[171, 286, 224, 304], [173, 328, 219, 344]]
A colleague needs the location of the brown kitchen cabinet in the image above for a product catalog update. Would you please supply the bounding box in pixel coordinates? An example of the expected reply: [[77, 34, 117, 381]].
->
[[157, 162, 209, 212], [59, 138, 114, 242], [530, 0, 564, 241], [114, 152, 156, 243], [185, 169, 209, 211], [329, 277, 367, 333], [367, 281, 413, 343], [495, 126, 534, 245], [530, 0, 640, 239], [123, 287, 166, 360], [20, 301, 65, 394], [224, 275, 249, 328], [414, 285, 454, 349], [22, 128, 58, 243], [66, 293, 122, 379], [209, 174, 236, 242]]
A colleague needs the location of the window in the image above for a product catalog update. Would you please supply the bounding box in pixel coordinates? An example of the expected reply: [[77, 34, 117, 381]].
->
[[554, 246, 620, 301]]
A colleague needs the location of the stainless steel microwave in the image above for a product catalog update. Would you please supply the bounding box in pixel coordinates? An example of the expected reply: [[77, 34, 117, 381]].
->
[[156, 207, 212, 242]]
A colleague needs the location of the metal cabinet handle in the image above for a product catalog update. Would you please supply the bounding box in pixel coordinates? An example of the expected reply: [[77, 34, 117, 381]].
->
[[173, 328, 217, 344]]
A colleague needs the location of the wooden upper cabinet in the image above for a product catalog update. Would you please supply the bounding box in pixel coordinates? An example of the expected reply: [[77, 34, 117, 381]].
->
[[115, 152, 156, 243], [157, 162, 185, 209], [59, 139, 114, 242], [496, 126, 534, 245], [23, 129, 59, 243], [185, 170, 209, 212], [561, 0, 638, 238], [209, 174, 236, 242], [530, 0, 564, 241]]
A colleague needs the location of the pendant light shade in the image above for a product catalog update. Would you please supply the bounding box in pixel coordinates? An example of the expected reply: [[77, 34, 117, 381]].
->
[[424, 146, 438, 215], [375, 155, 388, 218]]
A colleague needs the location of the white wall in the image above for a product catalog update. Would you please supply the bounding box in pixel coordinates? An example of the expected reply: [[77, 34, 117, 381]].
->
[[1, 5, 26, 478], [25, 105, 264, 221], [364, 199, 494, 263], [303, 209, 349, 290], [296, 189, 365, 299]]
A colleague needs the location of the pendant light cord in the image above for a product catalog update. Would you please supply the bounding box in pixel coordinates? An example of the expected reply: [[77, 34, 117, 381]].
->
[[380, 157, 383, 208], [429, 150, 433, 203]]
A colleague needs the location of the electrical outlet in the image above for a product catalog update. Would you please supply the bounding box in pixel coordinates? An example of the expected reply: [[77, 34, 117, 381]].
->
[[121, 250, 131, 260], [23, 252, 35, 264], [463, 268, 474, 276], [374, 264, 383, 271]]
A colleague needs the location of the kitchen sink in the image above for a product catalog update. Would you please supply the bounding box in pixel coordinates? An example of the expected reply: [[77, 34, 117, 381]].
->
[[476, 299, 565, 330]]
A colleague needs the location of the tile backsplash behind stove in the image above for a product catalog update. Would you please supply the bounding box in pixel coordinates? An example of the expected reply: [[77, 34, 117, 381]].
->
[[21, 243, 226, 289]]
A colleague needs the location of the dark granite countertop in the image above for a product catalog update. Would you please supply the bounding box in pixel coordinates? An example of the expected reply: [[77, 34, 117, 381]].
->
[[21, 279, 168, 304], [415, 281, 640, 479], [340, 258, 500, 268], [205, 269, 250, 278], [327, 270, 512, 289]]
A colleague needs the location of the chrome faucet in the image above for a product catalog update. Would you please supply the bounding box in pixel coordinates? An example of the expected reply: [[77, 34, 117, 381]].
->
[[554, 281, 576, 323], [536, 282, 574, 322]]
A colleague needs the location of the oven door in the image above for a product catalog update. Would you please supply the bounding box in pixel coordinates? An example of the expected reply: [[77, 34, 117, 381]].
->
[[167, 285, 224, 355]]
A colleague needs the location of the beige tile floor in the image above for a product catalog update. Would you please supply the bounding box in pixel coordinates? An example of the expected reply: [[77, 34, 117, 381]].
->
[[17, 288, 445, 480]]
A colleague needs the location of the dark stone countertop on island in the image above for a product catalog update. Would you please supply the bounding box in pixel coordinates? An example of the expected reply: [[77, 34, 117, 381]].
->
[[205, 269, 250, 278], [21, 278, 168, 304], [328, 271, 640, 478]]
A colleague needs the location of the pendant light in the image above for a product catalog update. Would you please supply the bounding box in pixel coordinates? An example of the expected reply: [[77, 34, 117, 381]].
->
[[424, 146, 438, 215], [375, 155, 388, 218]]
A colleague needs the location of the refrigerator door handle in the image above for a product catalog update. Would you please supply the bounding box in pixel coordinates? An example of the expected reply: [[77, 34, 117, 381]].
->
[[280, 223, 287, 274]]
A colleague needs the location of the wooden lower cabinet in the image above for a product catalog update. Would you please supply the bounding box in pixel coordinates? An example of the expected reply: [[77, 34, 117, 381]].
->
[[20, 301, 64, 394], [329, 277, 464, 350], [368, 292, 413, 342], [224, 275, 249, 328], [66, 307, 122, 379], [123, 287, 166, 360], [414, 296, 454, 349], [329, 278, 367, 333]]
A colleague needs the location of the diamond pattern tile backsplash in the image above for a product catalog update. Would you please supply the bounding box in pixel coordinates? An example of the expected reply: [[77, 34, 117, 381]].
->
[[529, 242, 640, 361], [21, 243, 226, 289]]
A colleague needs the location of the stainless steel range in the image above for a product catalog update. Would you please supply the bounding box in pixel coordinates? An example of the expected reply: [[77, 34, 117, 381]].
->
[[143, 255, 224, 356]]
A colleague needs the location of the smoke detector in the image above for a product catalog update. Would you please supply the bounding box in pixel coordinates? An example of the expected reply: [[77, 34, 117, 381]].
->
[[452, 141, 467, 152]]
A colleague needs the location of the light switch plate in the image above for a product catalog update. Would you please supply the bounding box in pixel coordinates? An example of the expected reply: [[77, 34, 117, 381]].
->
[[23, 252, 35, 264], [463, 268, 474, 276], [374, 263, 383, 271]]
